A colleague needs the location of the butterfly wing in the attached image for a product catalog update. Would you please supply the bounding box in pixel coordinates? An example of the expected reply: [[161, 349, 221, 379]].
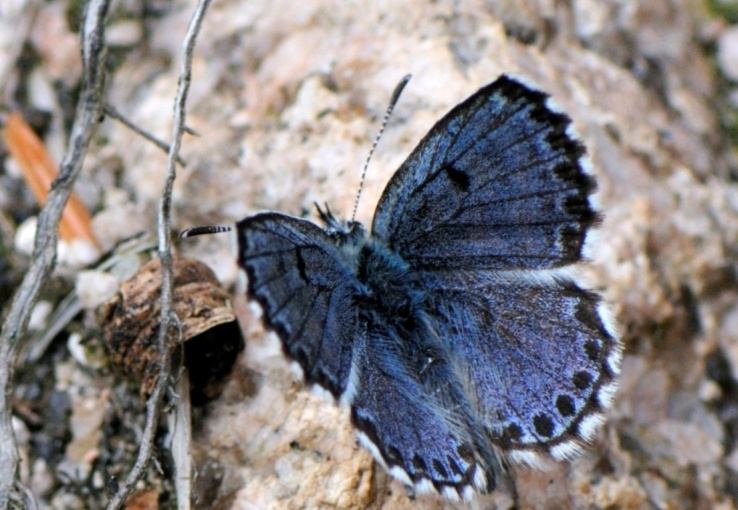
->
[[236, 213, 361, 399], [424, 273, 620, 464], [349, 314, 501, 499], [371, 75, 597, 271], [371, 74, 620, 465]]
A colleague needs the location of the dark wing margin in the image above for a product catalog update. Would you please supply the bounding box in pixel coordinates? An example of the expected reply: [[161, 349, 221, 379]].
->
[[236, 213, 360, 399], [371, 74, 599, 271]]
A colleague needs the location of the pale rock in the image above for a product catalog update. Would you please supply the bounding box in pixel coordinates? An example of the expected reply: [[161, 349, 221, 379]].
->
[[28, 1, 82, 85], [28, 300, 52, 332], [717, 25, 738, 81], [644, 420, 723, 467], [57, 238, 101, 268], [30, 458, 54, 497], [106, 19, 143, 48], [13, 416, 30, 485], [74, 270, 120, 309], [14, 216, 37, 256], [726, 448, 738, 473], [590, 475, 648, 510]]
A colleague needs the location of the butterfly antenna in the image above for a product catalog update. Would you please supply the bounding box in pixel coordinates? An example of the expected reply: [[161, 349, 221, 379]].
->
[[350, 74, 412, 223], [179, 225, 232, 239]]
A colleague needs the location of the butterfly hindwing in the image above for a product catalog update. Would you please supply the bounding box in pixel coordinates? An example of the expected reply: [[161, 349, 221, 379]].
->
[[349, 315, 500, 498], [372, 75, 597, 271], [236, 213, 360, 398], [425, 273, 620, 464]]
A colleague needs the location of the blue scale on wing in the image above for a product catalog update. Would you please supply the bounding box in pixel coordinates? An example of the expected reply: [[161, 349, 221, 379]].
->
[[425, 277, 618, 450], [237, 213, 359, 398], [372, 75, 596, 272]]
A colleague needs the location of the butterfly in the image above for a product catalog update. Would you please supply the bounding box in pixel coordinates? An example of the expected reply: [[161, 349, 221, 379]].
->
[[235, 75, 621, 500]]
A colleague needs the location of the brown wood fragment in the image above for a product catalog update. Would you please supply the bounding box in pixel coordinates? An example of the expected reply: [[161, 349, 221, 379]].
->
[[99, 257, 244, 402]]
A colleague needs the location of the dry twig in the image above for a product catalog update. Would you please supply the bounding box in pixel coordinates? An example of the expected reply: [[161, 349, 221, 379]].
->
[[105, 1, 212, 508], [170, 367, 193, 510], [104, 104, 187, 167], [0, 0, 111, 507]]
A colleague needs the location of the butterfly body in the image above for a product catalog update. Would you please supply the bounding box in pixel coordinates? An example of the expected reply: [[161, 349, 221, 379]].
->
[[236, 75, 621, 500], [301, 208, 429, 341]]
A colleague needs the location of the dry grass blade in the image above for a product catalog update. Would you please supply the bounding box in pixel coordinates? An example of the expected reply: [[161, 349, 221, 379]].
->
[[2, 112, 99, 247]]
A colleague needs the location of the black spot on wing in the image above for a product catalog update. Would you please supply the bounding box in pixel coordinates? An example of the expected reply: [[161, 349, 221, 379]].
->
[[413, 454, 428, 472], [295, 248, 309, 283], [556, 394, 576, 417], [432, 459, 448, 479], [444, 164, 470, 192], [533, 414, 555, 438], [584, 340, 600, 362], [500, 423, 523, 444], [573, 371, 593, 390]]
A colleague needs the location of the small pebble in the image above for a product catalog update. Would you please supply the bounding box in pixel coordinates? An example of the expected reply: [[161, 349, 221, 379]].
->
[[726, 448, 738, 473], [717, 25, 738, 81], [30, 458, 54, 497], [14, 216, 37, 256], [58, 239, 100, 268], [106, 20, 143, 47], [28, 301, 52, 332], [75, 270, 120, 309]]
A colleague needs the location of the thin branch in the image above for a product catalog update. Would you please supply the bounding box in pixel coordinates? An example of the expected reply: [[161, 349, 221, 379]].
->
[[0, 0, 110, 507], [170, 366, 192, 510], [105, 0, 212, 508], [11, 480, 38, 510], [104, 104, 187, 166]]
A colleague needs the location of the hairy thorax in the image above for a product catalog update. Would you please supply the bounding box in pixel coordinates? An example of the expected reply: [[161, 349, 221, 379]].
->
[[333, 221, 425, 321]]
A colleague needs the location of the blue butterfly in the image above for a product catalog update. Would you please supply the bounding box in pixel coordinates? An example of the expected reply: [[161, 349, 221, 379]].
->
[[235, 75, 621, 500]]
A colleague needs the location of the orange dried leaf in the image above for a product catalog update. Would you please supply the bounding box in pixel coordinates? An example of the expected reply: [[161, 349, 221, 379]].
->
[[2, 111, 99, 247], [124, 488, 159, 510]]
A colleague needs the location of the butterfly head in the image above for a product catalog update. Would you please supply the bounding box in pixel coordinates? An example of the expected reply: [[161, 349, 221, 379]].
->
[[315, 202, 367, 245]]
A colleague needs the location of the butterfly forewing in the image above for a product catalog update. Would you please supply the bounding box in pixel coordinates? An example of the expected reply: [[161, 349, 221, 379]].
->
[[372, 75, 597, 271], [237, 213, 360, 398]]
